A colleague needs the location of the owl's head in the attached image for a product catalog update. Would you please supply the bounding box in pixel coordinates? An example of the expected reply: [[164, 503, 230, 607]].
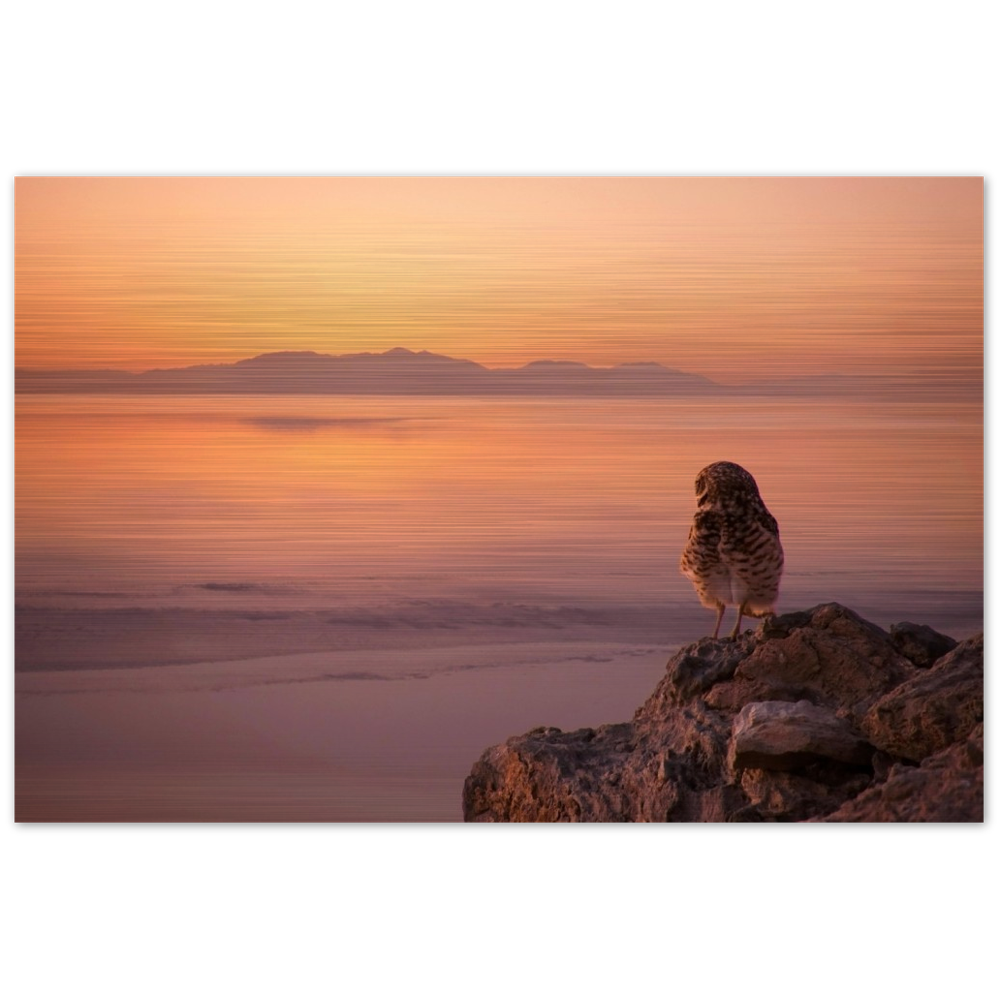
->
[[694, 461, 762, 506]]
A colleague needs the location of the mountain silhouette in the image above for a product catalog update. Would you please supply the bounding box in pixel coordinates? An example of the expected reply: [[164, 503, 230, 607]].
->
[[16, 348, 719, 397]]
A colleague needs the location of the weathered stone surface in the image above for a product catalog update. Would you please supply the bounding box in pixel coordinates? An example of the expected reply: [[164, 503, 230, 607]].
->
[[822, 725, 983, 822], [889, 621, 958, 669], [702, 604, 915, 726], [736, 765, 872, 822], [462, 603, 983, 823], [861, 633, 983, 761], [658, 636, 750, 703], [463, 707, 738, 822], [729, 700, 874, 771]]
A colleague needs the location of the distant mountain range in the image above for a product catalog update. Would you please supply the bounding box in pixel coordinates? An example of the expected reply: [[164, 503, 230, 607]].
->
[[14, 347, 978, 399], [15, 348, 720, 397]]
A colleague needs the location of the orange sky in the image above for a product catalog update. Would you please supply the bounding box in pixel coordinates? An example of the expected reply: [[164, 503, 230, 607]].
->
[[15, 177, 982, 382]]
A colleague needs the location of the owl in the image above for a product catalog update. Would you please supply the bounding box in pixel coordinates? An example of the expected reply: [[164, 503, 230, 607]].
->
[[679, 461, 784, 640]]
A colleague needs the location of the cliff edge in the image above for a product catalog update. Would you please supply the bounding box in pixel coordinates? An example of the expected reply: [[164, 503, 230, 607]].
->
[[462, 603, 983, 822]]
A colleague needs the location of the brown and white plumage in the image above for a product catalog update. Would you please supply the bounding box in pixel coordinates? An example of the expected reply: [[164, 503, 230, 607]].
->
[[679, 461, 784, 640]]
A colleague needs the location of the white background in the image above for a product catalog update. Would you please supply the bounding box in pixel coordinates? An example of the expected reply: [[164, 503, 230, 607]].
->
[[4, 840, 997, 1000], [5, 2, 993, 176]]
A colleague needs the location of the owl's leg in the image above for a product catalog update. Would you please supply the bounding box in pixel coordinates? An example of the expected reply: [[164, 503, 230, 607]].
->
[[711, 603, 725, 640], [729, 602, 746, 639]]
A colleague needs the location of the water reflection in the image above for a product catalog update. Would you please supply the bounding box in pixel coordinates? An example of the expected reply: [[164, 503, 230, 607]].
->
[[15, 392, 982, 820]]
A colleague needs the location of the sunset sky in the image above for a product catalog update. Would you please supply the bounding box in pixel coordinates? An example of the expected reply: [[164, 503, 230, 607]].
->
[[15, 176, 982, 383]]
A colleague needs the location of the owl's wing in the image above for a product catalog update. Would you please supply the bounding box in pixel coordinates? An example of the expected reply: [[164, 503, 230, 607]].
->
[[691, 509, 721, 538], [680, 509, 722, 573]]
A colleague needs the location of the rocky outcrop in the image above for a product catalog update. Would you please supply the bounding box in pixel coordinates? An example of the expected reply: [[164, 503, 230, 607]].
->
[[463, 604, 982, 822]]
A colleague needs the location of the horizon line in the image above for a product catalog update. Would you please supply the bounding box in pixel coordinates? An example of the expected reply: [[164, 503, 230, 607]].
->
[[14, 346, 985, 395]]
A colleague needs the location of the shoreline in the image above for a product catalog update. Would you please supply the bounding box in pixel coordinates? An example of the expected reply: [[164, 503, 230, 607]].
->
[[16, 640, 673, 822]]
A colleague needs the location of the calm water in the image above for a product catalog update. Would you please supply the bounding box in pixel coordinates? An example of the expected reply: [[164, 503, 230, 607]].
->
[[15, 393, 983, 820]]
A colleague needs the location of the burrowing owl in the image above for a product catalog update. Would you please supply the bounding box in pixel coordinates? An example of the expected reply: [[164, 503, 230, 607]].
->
[[679, 461, 784, 640]]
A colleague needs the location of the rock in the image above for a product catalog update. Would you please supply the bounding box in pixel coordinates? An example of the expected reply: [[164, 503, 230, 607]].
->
[[462, 603, 982, 823], [861, 634, 983, 761], [729, 700, 874, 771], [657, 635, 751, 702], [889, 621, 958, 669], [821, 725, 983, 822], [737, 766, 872, 822], [462, 708, 740, 822], [463, 723, 640, 823], [702, 604, 915, 726]]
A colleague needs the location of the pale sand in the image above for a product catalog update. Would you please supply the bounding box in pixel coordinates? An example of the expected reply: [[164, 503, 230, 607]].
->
[[16, 641, 673, 822]]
